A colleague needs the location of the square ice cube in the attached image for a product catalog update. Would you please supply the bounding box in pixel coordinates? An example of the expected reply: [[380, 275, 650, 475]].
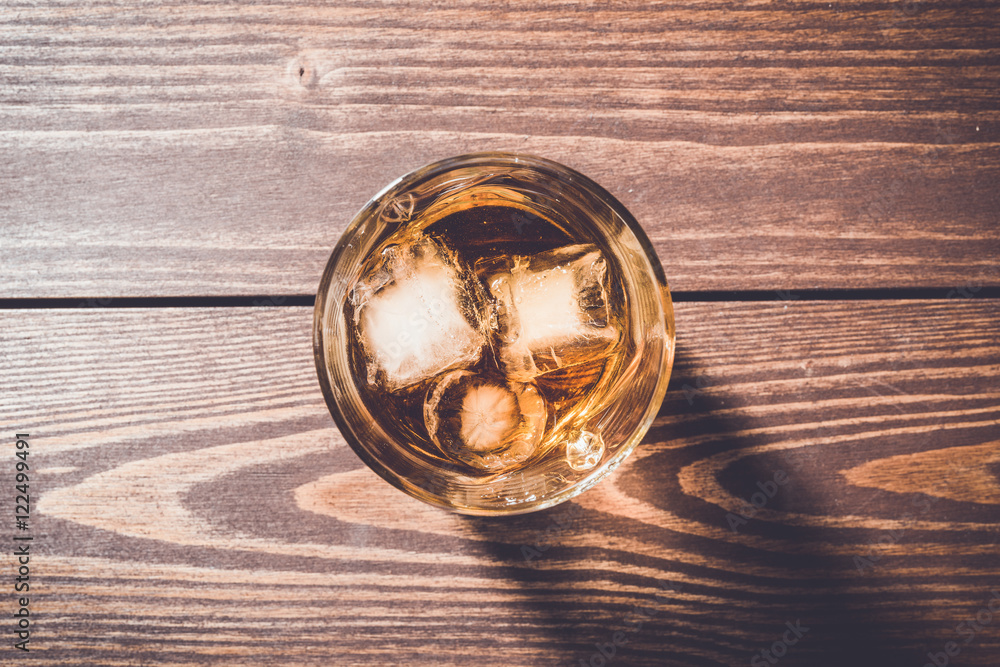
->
[[352, 237, 486, 392], [484, 244, 620, 381]]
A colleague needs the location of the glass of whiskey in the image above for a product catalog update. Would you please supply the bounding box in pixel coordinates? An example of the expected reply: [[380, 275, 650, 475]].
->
[[314, 153, 675, 514]]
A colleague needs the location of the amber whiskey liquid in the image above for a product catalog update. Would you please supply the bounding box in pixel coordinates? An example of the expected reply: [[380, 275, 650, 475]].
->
[[344, 199, 633, 476]]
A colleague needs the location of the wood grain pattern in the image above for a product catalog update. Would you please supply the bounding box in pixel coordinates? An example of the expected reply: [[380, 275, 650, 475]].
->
[[4, 2, 999, 665], [2, 1, 998, 296], [5, 301, 998, 665]]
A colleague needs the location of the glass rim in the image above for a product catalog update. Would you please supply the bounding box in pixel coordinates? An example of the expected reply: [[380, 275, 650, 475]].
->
[[313, 151, 675, 515]]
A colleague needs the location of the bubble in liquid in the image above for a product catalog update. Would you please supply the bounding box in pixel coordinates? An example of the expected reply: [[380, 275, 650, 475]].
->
[[565, 430, 605, 471]]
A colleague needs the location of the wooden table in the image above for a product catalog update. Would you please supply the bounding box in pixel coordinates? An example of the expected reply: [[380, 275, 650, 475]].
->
[[3, 2, 998, 665]]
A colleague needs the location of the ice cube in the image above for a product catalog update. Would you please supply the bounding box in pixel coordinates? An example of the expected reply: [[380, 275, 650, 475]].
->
[[424, 370, 547, 472], [483, 244, 620, 382], [564, 430, 605, 471], [352, 236, 486, 392]]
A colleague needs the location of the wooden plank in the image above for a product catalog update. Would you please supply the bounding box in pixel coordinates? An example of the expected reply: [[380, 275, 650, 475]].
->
[[1, 2, 998, 296], [4, 300, 998, 665]]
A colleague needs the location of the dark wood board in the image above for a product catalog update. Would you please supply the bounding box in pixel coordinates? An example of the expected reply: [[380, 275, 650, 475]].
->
[[4, 2, 999, 665], [4, 301, 998, 666], [2, 1, 998, 296]]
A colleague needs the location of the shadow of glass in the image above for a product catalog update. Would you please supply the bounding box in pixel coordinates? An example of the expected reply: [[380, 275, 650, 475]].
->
[[452, 343, 937, 666]]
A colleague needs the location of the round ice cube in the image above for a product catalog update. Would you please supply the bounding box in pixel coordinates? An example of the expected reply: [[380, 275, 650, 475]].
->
[[424, 370, 547, 472]]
